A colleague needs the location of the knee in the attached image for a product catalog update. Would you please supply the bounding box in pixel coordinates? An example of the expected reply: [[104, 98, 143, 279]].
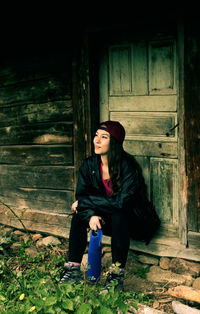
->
[[71, 213, 86, 228]]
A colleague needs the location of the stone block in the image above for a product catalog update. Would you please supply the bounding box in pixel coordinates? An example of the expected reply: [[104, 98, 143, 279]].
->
[[193, 278, 200, 290], [160, 257, 170, 270], [147, 266, 194, 286]]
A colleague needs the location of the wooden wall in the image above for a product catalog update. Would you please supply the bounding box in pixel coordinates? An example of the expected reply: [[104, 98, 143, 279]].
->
[[0, 51, 75, 237], [0, 20, 200, 261]]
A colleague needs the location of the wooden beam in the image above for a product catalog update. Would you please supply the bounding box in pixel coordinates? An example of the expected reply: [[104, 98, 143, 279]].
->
[[0, 204, 72, 238], [81, 33, 92, 157], [72, 48, 87, 195], [184, 20, 200, 232], [1, 203, 200, 262], [177, 22, 188, 246], [0, 187, 73, 213]]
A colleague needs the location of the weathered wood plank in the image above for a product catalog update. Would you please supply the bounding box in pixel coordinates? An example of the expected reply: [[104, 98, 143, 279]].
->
[[148, 40, 177, 95], [111, 111, 178, 142], [124, 140, 178, 158], [0, 204, 72, 238], [108, 42, 148, 95], [0, 100, 72, 127], [99, 47, 109, 122], [109, 95, 177, 111], [0, 165, 74, 190], [72, 54, 86, 193], [0, 122, 72, 145], [0, 76, 71, 107], [0, 204, 200, 262], [0, 52, 72, 86], [129, 239, 200, 262], [0, 145, 73, 165], [177, 23, 188, 246], [109, 45, 132, 94], [0, 187, 74, 213], [150, 157, 178, 225], [153, 224, 178, 239], [185, 22, 200, 233]]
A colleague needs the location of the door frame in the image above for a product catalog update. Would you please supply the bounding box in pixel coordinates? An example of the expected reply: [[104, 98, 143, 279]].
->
[[177, 23, 188, 246]]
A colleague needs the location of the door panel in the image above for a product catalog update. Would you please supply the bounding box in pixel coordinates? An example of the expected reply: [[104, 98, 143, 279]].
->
[[149, 41, 176, 95], [109, 46, 132, 94], [109, 43, 147, 95], [99, 35, 179, 240], [123, 140, 177, 158], [111, 112, 177, 142], [150, 158, 178, 225], [109, 95, 177, 111]]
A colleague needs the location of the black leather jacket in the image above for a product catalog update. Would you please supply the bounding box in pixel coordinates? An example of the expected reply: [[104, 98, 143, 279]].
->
[[76, 151, 160, 244]]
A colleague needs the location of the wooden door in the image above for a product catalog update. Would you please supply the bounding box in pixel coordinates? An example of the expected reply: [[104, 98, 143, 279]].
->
[[99, 35, 180, 244]]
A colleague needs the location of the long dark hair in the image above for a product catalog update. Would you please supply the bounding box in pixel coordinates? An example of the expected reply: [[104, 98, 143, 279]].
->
[[107, 135, 123, 196]]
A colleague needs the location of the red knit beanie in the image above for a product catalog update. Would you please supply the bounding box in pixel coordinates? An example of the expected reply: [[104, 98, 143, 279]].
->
[[99, 120, 125, 143]]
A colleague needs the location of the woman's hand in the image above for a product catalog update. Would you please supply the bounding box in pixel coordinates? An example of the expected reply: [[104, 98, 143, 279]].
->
[[71, 200, 78, 214], [89, 216, 102, 231]]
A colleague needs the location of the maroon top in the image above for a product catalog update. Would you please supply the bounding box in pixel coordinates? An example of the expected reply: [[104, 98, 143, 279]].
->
[[100, 162, 112, 196]]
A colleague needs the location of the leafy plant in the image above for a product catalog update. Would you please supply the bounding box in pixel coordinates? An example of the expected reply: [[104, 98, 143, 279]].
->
[[0, 199, 153, 313], [133, 266, 150, 279], [0, 243, 153, 313], [0, 236, 13, 255]]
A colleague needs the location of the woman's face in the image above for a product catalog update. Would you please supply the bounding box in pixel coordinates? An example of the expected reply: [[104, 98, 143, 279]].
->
[[93, 129, 110, 155]]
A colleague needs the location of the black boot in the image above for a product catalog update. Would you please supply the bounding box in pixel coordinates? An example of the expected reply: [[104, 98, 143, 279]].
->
[[59, 264, 83, 284], [101, 269, 124, 293]]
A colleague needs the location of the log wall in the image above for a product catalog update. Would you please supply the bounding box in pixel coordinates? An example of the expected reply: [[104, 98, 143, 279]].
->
[[0, 21, 200, 261], [0, 51, 74, 236]]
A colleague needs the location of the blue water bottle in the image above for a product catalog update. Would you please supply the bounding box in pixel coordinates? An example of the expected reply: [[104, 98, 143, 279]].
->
[[87, 228, 103, 282]]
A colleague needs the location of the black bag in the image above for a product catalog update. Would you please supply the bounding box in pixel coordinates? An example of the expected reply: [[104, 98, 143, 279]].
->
[[129, 200, 161, 245]]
